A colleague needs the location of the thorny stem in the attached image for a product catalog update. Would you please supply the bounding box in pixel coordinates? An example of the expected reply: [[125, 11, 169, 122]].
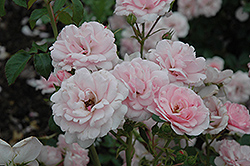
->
[[205, 134, 210, 166], [145, 16, 162, 38], [44, 0, 58, 39], [89, 144, 101, 166], [153, 137, 173, 166], [125, 131, 133, 166], [109, 130, 127, 146]]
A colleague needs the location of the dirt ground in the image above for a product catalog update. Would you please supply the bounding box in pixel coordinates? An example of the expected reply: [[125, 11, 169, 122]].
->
[[0, 1, 53, 144]]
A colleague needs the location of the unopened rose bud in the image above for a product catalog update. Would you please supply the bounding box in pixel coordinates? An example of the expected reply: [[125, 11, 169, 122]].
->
[[185, 156, 197, 165], [162, 29, 175, 40], [127, 14, 137, 25], [175, 150, 187, 163]]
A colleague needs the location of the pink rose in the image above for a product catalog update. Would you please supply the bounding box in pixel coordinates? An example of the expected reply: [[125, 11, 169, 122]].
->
[[203, 96, 228, 134], [224, 102, 250, 134], [27, 70, 72, 94], [146, 40, 207, 86], [115, 0, 174, 23], [225, 71, 250, 103], [204, 67, 233, 85], [214, 139, 250, 166], [37, 146, 63, 166], [197, 0, 222, 17], [177, 0, 199, 19], [51, 68, 128, 148], [108, 14, 129, 31], [56, 134, 89, 166], [160, 12, 189, 39], [206, 56, 224, 71], [148, 84, 210, 135], [50, 22, 119, 71], [112, 57, 169, 121]]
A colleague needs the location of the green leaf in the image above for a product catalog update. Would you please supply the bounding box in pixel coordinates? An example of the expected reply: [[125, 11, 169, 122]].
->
[[151, 123, 159, 136], [48, 115, 63, 133], [58, 11, 72, 24], [29, 8, 47, 21], [32, 42, 48, 52], [33, 53, 52, 79], [0, 0, 6, 17], [13, 0, 27, 8], [243, 3, 250, 12], [53, 0, 66, 13], [239, 134, 250, 146], [28, 0, 37, 9], [5, 51, 32, 85], [152, 114, 166, 123], [71, 0, 84, 25], [116, 144, 127, 158], [139, 127, 149, 143]]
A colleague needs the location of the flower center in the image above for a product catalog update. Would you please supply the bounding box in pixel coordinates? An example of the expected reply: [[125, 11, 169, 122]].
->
[[84, 99, 95, 111]]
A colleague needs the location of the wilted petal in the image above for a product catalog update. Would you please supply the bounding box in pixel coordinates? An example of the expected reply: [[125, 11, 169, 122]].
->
[[13, 136, 42, 164]]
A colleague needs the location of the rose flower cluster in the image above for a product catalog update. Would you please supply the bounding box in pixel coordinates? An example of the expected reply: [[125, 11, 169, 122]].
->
[[25, 0, 250, 165]]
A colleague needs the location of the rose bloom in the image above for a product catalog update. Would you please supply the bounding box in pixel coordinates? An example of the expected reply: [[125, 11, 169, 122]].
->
[[0, 136, 42, 166], [51, 68, 128, 148], [148, 84, 210, 135], [108, 14, 129, 31], [214, 139, 250, 166], [235, 7, 249, 22], [27, 70, 72, 94], [203, 96, 228, 134], [204, 67, 233, 85], [119, 13, 189, 57], [197, 0, 222, 17], [115, 0, 174, 23], [224, 101, 250, 134], [206, 56, 224, 71], [112, 57, 169, 121], [50, 22, 119, 71], [37, 146, 63, 166], [146, 40, 207, 86], [159, 12, 189, 39], [177, 0, 199, 19], [56, 134, 89, 166], [225, 71, 250, 103]]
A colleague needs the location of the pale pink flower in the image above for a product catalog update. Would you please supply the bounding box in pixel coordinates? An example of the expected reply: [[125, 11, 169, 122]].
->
[[114, 0, 174, 23], [197, 0, 222, 17], [206, 56, 224, 71], [160, 12, 189, 38], [27, 70, 72, 94], [37, 146, 63, 166], [224, 101, 250, 134], [148, 84, 210, 135], [0, 136, 42, 166], [108, 14, 129, 31], [203, 96, 228, 134], [225, 71, 250, 103], [235, 7, 249, 22], [50, 22, 119, 71], [119, 13, 189, 57], [57, 134, 89, 166], [146, 40, 207, 86], [51, 68, 128, 148], [204, 67, 233, 85], [177, 0, 199, 19], [112, 57, 169, 121], [214, 139, 250, 166]]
